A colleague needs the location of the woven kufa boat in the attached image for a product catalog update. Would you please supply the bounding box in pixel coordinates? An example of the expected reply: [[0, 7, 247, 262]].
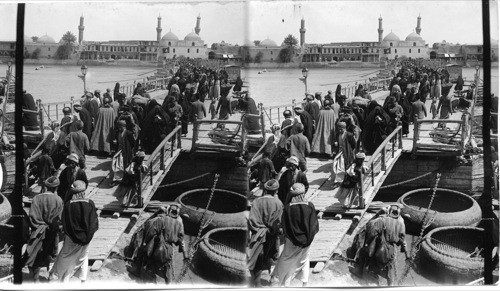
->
[[419, 226, 485, 283], [176, 188, 247, 236], [398, 188, 481, 234], [192, 227, 249, 285]]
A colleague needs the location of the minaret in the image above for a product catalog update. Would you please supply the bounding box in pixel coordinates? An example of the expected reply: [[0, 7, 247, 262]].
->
[[156, 14, 162, 42], [78, 15, 84, 45], [416, 14, 422, 35], [378, 15, 383, 43], [299, 18, 306, 47], [195, 14, 201, 35]]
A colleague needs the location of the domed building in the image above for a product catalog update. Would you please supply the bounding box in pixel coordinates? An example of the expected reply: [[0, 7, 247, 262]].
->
[[246, 37, 282, 62], [24, 33, 61, 59], [378, 15, 429, 60], [158, 29, 207, 60]]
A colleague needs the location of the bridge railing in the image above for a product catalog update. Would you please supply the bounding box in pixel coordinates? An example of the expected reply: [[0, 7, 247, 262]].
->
[[120, 76, 171, 97], [260, 101, 297, 127], [360, 125, 403, 198], [191, 119, 247, 154], [139, 125, 182, 199], [412, 117, 469, 156]]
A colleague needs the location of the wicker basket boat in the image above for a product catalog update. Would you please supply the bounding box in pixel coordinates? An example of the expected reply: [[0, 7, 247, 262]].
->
[[192, 227, 249, 285], [398, 188, 481, 234], [419, 226, 484, 283], [176, 188, 247, 236], [0, 193, 11, 224]]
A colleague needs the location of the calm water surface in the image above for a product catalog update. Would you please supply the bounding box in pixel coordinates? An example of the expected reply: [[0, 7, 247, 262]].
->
[[1, 64, 498, 107]]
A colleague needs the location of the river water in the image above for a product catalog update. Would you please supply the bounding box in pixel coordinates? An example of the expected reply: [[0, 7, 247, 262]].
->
[[1, 64, 497, 107]]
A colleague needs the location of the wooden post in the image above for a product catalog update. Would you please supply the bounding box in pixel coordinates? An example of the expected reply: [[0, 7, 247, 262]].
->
[[277, 108, 280, 124], [55, 104, 58, 121], [160, 145, 165, 171], [413, 120, 419, 155], [171, 136, 174, 157], [392, 138, 395, 158], [137, 171, 143, 208], [38, 100, 44, 138], [371, 163, 375, 186], [241, 126, 247, 153], [260, 106, 266, 140], [398, 127, 403, 149], [381, 148, 386, 171], [177, 127, 182, 149], [192, 116, 199, 151], [70, 96, 74, 114], [150, 161, 153, 185]]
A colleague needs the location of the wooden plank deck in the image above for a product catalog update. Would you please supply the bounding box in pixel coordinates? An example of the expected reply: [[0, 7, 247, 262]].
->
[[308, 218, 352, 262]]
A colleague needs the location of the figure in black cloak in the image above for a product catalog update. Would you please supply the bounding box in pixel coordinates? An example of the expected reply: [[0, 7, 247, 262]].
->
[[293, 106, 314, 144], [23, 91, 40, 130], [362, 101, 390, 155], [233, 76, 243, 92], [455, 75, 464, 92], [140, 99, 171, 154]]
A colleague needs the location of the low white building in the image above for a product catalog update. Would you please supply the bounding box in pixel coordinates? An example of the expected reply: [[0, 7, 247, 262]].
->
[[380, 31, 428, 60]]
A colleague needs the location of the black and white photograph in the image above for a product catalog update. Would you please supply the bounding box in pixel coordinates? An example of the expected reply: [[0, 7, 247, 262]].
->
[[0, 0, 498, 289]]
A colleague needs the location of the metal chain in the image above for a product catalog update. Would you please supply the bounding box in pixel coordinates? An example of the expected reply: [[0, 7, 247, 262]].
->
[[397, 173, 441, 285], [176, 173, 219, 283]]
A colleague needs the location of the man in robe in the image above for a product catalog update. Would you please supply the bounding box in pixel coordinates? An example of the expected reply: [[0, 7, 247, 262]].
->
[[113, 119, 137, 184], [138, 205, 187, 284], [311, 99, 337, 156], [73, 104, 92, 141], [270, 183, 319, 287], [286, 123, 311, 172], [82, 92, 99, 126], [355, 204, 408, 286], [65, 120, 90, 169], [362, 101, 390, 155], [90, 97, 117, 156], [332, 121, 357, 182], [247, 179, 283, 287], [57, 154, 88, 204], [277, 157, 309, 205], [303, 94, 320, 125], [191, 96, 207, 121], [280, 110, 298, 140], [25, 176, 63, 282], [50, 180, 98, 283], [60, 107, 79, 135], [293, 107, 314, 144]]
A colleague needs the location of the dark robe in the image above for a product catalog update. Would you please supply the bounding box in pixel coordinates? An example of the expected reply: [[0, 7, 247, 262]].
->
[[296, 110, 314, 144], [83, 99, 99, 124], [455, 75, 464, 91], [62, 198, 99, 245], [57, 167, 88, 203], [140, 100, 171, 154], [37, 154, 55, 182], [216, 96, 232, 120], [362, 105, 390, 155], [281, 118, 298, 140], [77, 107, 93, 140], [241, 97, 258, 114], [247, 195, 283, 272], [65, 130, 90, 162], [277, 169, 309, 205], [282, 201, 319, 247], [399, 95, 412, 135], [304, 101, 320, 125], [334, 131, 356, 169], [22, 93, 39, 129], [25, 192, 63, 269], [90, 105, 117, 154]]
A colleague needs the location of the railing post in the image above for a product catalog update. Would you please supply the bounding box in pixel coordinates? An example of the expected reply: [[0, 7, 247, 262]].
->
[[259, 105, 266, 140], [359, 172, 365, 202], [177, 127, 182, 149], [392, 136, 395, 158], [55, 104, 59, 121], [137, 171, 143, 208], [160, 145, 165, 171], [38, 100, 44, 137], [413, 121, 419, 155], [381, 147, 386, 172], [241, 126, 247, 153], [371, 163, 375, 186], [171, 136, 174, 157], [192, 117, 199, 151], [277, 108, 280, 124], [398, 127, 403, 149], [150, 161, 153, 185], [70, 96, 74, 114]]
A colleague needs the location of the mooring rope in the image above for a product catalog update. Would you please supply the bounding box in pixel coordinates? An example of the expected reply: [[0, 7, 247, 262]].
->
[[379, 171, 434, 189], [156, 172, 212, 188], [176, 173, 220, 283], [397, 173, 441, 285]]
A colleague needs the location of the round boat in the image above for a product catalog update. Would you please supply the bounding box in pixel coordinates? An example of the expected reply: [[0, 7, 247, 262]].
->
[[192, 227, 249, 285], [176, 188, 247, 236], [419, 226, 484, 283], [0, 192, 11, 224], [397, 188, 481, 234]]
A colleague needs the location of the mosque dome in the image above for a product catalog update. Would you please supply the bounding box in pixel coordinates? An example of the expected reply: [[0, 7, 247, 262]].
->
[[184, 32, 201, 41], [405, 32, 423, 42], [383, 32, 400, 42], [161, 30, 179, 41], [37, 34, 56, 44], [260, 38, 278, 47], [24, 35, 33, 43]]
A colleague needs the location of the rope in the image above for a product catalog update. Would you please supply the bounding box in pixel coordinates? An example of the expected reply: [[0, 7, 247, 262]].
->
[[176, 173, 220, 283], [397, 173, 441, 285], [156, 172, 211, 189], [379, 171, 433, 189], [40, 104, 55, 125]]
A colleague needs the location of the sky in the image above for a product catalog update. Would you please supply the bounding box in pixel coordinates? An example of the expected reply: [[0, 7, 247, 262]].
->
[[0, 0, 498, 46]]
